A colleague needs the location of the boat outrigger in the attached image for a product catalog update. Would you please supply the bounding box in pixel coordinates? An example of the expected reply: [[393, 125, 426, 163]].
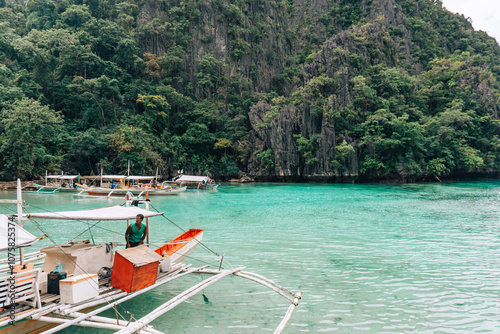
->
[[0, 180, 301, 333], [76, 175, 187, 197], [167, 175, 220, 190], [34, 172, 80, 193]]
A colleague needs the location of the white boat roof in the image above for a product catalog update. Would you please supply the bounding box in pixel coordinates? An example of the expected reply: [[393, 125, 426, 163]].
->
[[24, 205, 164, 221], [177, 175, 208, 182], [46, 175, 62, 179], [100, 175, 126, 180], [126, 176, 156, 180], [0, 215, 38, 251], [59, 175, 79, 180]]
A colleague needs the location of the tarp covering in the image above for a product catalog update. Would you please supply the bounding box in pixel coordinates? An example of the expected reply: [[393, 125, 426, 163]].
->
[[25, 205, 164, 221], [0, 214, 38, 251], [177, 175, 208, 182], [100, 175, 126, 180], [46, 175, 79, 180], [126, 176, 156, 180], [59, 175, 79, 180]]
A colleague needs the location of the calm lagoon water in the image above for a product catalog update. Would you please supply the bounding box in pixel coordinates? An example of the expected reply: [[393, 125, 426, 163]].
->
[[1, 180, 500, 333]]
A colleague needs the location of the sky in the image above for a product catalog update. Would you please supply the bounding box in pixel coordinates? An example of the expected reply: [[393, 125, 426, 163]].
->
[[440, 0, 500, 43]]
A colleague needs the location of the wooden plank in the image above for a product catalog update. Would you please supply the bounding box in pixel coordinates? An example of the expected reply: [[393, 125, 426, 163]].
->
[[40, 293, 60, 304]]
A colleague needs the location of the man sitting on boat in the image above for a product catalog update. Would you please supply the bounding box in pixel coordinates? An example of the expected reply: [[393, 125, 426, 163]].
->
[[125, 214, 148, 248]]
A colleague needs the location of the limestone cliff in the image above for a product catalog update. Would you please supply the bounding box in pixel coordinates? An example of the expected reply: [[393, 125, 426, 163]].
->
[[136, 0, 500, 182]]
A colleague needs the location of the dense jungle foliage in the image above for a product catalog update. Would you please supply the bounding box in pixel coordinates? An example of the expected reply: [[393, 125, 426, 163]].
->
[[0, 0, 499, 181]]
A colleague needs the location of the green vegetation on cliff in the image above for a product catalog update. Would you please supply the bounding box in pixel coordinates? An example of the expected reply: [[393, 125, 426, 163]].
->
[[0, 0, 498, 181]]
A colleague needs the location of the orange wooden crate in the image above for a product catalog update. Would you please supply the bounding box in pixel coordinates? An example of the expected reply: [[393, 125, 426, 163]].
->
[[111, 245, 162, 293]]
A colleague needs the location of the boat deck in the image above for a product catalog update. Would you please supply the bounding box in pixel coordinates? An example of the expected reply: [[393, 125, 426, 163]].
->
[[37, 276, 112, 306], [0, 268, 181, 319]]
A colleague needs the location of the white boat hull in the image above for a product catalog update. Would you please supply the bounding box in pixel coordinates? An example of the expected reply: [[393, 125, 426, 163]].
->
[[80, 186, 187, 196], [34, 185, 80, 193]]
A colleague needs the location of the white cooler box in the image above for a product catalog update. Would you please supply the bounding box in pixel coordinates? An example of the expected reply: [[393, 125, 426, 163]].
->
[[60, 274, 99, 304]]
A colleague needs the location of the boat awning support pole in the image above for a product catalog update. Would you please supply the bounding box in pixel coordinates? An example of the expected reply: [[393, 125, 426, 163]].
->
[[145, 199, 150, 246], [17, 179, 24, 266]]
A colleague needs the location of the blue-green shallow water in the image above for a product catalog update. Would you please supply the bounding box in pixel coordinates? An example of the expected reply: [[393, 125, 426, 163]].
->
[[1, 181, 500, 333]]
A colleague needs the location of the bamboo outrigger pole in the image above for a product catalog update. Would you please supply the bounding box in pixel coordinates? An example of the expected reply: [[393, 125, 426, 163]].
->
[[274, 291, 303, 334], [114, 268, 245, 334], [39, 265, 210, 334], [17, 179, 24, 266]]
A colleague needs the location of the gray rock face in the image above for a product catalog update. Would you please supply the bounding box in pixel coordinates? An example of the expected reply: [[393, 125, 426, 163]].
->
[[135, 0, 499, 182]]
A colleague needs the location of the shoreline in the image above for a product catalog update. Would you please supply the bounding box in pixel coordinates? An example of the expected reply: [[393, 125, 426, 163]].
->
[[1, 173, 498, 190], [0, 180, 39, 190]]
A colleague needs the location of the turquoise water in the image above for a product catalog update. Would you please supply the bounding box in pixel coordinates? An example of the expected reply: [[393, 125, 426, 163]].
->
[[1, 181, 500, 333]]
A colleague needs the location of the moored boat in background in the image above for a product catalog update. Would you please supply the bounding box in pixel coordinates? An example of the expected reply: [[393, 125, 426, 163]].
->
[[34, 172, 81, 193], [76, 175, 187, 197], [168, 175, 220, 190]]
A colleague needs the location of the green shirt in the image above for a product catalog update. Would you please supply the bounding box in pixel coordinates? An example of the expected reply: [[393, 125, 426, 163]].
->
[[129, 222, 146, 243]]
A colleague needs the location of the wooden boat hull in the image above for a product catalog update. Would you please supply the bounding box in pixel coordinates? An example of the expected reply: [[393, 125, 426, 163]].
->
[[154, 229, 204, 264], [0, 318, 58, 334], [0, 306, 97, 334]]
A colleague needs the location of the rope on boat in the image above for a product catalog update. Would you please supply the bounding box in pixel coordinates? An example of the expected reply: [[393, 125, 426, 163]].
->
[[24, 201, 225, 269], [149, 203, 223, 258], [40, 265, 210, 334], [20, 201, 227, 327], [20, 205, 138, 325], [0, 202, 16, 216], [113, 267, 246, 334], [23, 202, 117, 235]]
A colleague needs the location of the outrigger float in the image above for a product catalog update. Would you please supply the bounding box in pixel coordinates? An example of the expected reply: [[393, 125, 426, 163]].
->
[[0, 180, 301, 333]]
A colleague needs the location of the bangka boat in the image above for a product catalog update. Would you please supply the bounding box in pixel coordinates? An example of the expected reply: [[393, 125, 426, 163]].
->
[[34, 173, 80, 193], [76, 175, 187, 197], [0, 180, 301, 334], [168, 175, 220, 190]]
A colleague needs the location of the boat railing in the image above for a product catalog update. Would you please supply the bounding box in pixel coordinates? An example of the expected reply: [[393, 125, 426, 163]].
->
[[0, 252, 45, 274], [0, 268, 42, 310]]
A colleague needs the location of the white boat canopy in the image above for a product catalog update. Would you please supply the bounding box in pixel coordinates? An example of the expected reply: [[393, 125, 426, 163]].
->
[[24, 205, 164, 221], [126, 176, 156, 180], [0, 214, 39, 251], [59, 175, 79, 180], [100, 175, 126, 180], [177, 175, 208, 182], [46, 175, 62, 179]]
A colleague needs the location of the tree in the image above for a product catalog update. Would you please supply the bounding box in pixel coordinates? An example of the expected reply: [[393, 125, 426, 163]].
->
[[0, 98, 64, 179], [107, 125, 162, 174], [25, 0, 58, 30], [196, 53, 227, 99], [60, 5, 92, 29]]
